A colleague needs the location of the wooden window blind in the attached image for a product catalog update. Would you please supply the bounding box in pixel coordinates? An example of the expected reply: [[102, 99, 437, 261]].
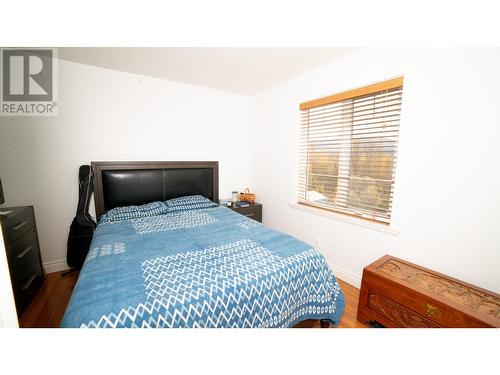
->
[[298, 77, 404, 225]]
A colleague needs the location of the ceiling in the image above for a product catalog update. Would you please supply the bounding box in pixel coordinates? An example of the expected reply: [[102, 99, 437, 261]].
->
[[58, 48, 358, 96]]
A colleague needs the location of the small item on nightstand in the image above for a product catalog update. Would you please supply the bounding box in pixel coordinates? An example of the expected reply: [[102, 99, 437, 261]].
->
[[239, 188, 255, 203], [234, 201, 249, 208], [231, 191, 239, 203], [219, 198, 233, 207]]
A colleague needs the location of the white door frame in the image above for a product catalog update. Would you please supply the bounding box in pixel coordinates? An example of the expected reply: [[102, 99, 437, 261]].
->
[[0, 222, 18, 328]]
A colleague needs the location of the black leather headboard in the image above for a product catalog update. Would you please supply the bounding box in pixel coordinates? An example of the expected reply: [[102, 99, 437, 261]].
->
[[92, 161, 219, 217]]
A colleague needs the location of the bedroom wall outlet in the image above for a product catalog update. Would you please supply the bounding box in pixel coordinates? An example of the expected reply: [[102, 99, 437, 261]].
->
[[313, 237, 322, 251]]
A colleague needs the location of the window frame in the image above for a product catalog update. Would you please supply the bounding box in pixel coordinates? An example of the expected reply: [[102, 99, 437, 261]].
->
[[298, 77, 404, 226]]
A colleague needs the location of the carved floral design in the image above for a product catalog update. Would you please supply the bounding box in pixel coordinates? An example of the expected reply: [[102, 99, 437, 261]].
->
[[379, 260, 500, 321], [368, 292, 439, 328]]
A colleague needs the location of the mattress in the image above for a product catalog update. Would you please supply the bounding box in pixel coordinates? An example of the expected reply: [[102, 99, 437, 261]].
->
[[61, 204, 345, 328]]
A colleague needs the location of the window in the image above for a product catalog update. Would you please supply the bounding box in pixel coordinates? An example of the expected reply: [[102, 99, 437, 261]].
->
[[298, 77, 404, 225]]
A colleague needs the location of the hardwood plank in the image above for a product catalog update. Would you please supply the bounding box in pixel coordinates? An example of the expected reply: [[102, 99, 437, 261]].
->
[[19, 271, 367, 328], [19, 271, 78, 328]]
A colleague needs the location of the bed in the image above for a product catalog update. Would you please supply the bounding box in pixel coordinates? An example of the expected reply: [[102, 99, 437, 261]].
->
[[61, 161, 345, 328]]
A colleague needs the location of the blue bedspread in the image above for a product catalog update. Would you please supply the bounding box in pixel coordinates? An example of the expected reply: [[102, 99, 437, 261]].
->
[[61, 205, 345, 328]]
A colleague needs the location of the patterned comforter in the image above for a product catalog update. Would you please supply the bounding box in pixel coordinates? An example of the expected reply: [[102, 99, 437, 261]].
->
[[61, 204, 345, 328]]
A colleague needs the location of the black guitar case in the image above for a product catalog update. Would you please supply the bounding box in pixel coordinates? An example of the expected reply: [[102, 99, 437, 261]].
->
[[66, 165, 96, 270]]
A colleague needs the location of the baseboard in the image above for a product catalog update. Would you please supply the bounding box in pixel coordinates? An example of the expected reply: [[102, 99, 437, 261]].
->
[[43, 259, 69, 274], [329, 263, 361, 289]]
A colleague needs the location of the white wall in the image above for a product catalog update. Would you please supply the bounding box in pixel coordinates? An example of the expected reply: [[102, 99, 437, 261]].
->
[[251, 48, 500, 293], [0, 60, 253, 271], [1, 48, 499, 294]]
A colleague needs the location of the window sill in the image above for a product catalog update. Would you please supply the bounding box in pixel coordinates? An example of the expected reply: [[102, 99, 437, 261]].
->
[[288, 202, 399, 236]]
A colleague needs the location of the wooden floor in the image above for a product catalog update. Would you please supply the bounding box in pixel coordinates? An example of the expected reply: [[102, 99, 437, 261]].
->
[[19, 271, 368, 328], [295, 278, 368, 328], [19, 271, 79, 328]]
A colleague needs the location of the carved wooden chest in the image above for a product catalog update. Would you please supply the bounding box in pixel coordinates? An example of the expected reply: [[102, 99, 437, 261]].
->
[[357, 255, 500, 328]]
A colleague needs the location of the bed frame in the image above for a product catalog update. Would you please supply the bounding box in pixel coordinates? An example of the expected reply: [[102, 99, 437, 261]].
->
[[91, 161, 219, 218]]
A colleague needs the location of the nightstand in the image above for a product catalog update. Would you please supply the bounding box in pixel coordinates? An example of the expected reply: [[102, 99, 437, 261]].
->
[[229, 202, 262, 223], [0, 206, 44, 317]]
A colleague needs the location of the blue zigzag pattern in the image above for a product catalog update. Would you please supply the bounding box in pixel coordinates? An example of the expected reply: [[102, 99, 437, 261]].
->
[[131, 209, 217, 234], [83, 239, 341, 328], [100, 202, 169, 224]]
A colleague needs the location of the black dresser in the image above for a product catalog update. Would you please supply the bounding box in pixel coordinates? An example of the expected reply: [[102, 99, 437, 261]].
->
[[0, 206, 44, 317]]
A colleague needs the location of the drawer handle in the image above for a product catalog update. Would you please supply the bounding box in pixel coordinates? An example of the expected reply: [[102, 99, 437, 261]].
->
[[423, 303, 441, 319], [22, 275, 37, 290], [245, 213, 255, 217], [16, 246, 33, 259], [12, 220, 28, 231]]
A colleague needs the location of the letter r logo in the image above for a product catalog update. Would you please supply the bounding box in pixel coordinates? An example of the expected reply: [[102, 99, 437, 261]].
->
[[2, 49, 53, 102]]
